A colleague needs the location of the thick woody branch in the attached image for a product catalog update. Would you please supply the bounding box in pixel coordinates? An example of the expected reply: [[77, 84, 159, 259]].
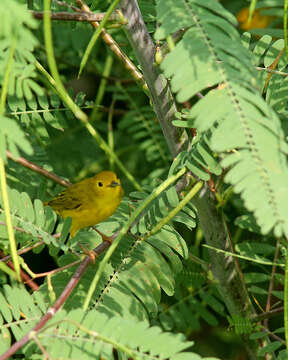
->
[[119, 0, 188, 157]]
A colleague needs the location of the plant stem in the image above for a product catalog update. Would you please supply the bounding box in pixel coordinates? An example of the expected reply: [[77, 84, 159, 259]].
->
[[91, 54, 114, 122], [144, 180, 203, 238], [78, 0, 121, 78], [0, 37, 16, 114], [76, 0, 148, 93], [285, 248, 288, 348], [108, 98, 115, 170], [0, 158, 21, 281], [284, 0, 288, 62]]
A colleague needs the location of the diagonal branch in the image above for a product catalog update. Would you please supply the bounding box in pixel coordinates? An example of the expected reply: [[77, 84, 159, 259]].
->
[[7, 151, 71, 187], [75, 0, 147, 93]]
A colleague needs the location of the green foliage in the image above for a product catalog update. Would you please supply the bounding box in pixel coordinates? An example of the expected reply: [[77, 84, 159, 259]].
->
[[0, 0, 287, 359], [159, 287, 226, 332], [35, 310, 210, 360], [129, 184, 196, 232], [0, 117, 33, 161], [0, 0, 41, 101], [0, 285, 47, 353], [155, 0, 288, 238], [7, 92, 71, 146], [38, 207, 188, 320], [0, 187, 61, 250], [169, 134, 222, 181], [0, 286, 214, 360]]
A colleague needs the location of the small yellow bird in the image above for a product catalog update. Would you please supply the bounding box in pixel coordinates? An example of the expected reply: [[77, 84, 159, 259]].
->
[[45, 171, 124, 237]]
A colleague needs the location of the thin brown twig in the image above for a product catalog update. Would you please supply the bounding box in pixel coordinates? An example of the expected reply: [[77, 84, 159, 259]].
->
[[32, 11, 119, 22], [0, 241, 45, 262], [0, 220, 77, 285], [0, 221, 61, 263], [263, 48, 285, 92], [54, 0, 80, 12], [27, 259, 82, 281], [31, 334, 51, 360], [0, 220, 28, 236], [6, 151, 71, 187], [0, 250, 39, 291], [0, 217, 80, 286], [256, 66, 288, 77], [251, 306, 283, 322], [261, 327, 286, 345], [75, 0, 147, 92]]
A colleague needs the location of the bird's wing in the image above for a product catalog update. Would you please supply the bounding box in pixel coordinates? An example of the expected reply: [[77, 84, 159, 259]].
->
[[47, 177, 97, 212], [47, 187, 82, 211]]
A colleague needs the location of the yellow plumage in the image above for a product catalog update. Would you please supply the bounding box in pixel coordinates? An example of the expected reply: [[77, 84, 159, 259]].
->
[[45, 171, 124, 237]]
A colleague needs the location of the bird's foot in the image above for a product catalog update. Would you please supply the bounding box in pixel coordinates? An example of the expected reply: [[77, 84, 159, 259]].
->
[[79, 244, 97, 263], [93, 228, 113, 244]]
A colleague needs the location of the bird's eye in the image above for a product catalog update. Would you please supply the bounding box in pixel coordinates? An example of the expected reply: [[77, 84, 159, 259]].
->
[[98, 182, 103, 187]]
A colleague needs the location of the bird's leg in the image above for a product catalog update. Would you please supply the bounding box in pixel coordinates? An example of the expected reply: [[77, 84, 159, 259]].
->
[[78, 229, 113, 262], [78, 244, 97, 263], [93, 228, 113, 243]]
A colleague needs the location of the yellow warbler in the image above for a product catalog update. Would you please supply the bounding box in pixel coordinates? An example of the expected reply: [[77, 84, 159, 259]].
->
[[45, 171, 124, 237]]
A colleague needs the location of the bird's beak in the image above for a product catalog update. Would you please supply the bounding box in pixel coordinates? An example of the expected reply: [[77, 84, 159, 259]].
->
[[108, 180, 120, 188]]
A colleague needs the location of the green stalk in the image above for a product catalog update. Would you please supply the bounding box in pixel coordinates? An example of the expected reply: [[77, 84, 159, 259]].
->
[[248, 0, 257, 24], [0, 259, 18, 280], [0, 158, 21, 281], [166, 35, 176, 51], [40, 3, 141, 191], [78, 0, 121, 78], [143, 180, 203, 239], [0, 37, 16, 114], [0, 36, 20, 281], [285, 248, 288, 348], [284, 0, 288, 62], [108, 98, 115, 170], [203, 244, 284, 267], [83, 167, 187, 310], [90, 54, 113, 122]]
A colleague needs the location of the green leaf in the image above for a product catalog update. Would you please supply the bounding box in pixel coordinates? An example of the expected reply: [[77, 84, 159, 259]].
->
[[156, 0, 288, 237], [41, 310, 196, 360], [0, 116, 33, 161]]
